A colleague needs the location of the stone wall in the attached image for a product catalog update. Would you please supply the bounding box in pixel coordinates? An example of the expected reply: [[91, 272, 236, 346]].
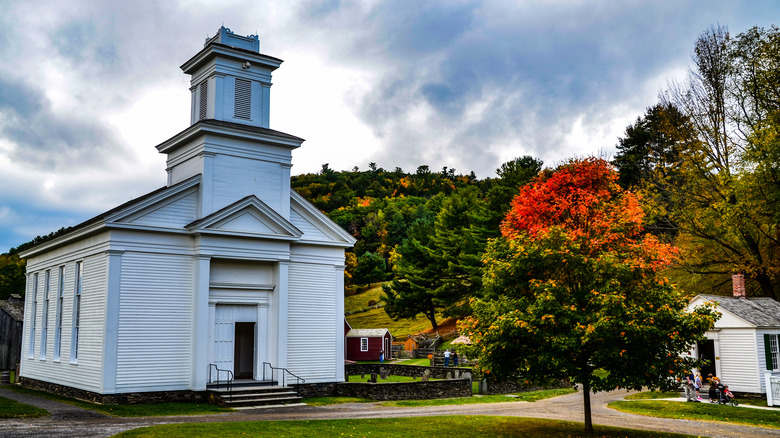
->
[[346, 363, 471, 380], [19, 377, 209, 405], [335, 379, 472, 400], [481, 378, 572, 395]]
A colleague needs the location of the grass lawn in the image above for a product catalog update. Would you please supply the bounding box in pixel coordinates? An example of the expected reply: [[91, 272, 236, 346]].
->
[[380, 387, 576, 407], [609, 400, 780, 429], [393, 358, 430, 366], [113, 415, 695, 437], [2, 385, 231, 417], [0, 395, 49, 418]]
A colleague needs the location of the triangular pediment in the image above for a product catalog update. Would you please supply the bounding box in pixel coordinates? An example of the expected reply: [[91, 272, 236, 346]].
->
[[186, 195, 302, 240], [106, 176, 201, 229], [290, 191, 357, 247]]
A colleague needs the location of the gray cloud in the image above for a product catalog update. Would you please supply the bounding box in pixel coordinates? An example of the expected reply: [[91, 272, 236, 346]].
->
[[0, 76, 127, 170]]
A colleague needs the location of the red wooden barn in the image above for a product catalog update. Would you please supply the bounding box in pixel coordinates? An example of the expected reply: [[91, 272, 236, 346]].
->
[[345, 328, 393, 361]]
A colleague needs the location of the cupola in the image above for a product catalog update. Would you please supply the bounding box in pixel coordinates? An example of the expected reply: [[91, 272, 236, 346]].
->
[[180, 26, 282, 128]]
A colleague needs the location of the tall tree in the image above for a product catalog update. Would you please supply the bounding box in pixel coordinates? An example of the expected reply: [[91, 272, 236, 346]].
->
[[462, 158, 718, 432], [383, 187, 496, 329], [654, 25, 780, 298]]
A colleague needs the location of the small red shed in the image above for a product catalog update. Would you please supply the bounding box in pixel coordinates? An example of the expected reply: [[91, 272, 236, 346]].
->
[[345, 328, 393, 361]]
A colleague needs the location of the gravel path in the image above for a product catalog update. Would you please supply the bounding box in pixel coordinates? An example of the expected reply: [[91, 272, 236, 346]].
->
[[1, 386, 778, 438]]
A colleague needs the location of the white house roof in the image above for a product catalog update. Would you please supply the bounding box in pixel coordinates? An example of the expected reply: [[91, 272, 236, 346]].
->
[[696, 294, 780, 327], [346, 329, 390, 338]]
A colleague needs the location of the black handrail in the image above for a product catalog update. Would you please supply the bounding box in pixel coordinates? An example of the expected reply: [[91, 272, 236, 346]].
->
[[208, 363, 234, 401], [262, 362, 305, 396]]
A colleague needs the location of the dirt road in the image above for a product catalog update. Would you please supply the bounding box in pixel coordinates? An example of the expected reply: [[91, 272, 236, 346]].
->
[[0, 387, 777, 438]]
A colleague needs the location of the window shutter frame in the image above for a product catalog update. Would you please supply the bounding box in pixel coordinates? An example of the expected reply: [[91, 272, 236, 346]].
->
[[766, 334, 776, 370]]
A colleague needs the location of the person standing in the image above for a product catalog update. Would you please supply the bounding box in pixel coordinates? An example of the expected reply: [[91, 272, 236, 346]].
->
[[443, 349, 451, 367], [684, 371, 698, 402], [380, 350, 384, 363], [694, 372, 703, 400], [453, 351, 459, 367]]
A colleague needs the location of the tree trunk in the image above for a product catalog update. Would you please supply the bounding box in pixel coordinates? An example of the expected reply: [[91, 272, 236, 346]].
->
[[582, 378, 593, 432], [755, 272, 777, 300]]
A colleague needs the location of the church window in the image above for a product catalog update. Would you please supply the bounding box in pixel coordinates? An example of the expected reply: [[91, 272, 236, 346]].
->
[[71, 261, 82, 362], [41, 270, 50, 359], [29, 273, 38, 358]]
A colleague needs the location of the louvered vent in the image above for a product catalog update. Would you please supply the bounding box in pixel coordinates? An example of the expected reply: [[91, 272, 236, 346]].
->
[[199, 81, 208, 120], [234, 78, 251, 119]]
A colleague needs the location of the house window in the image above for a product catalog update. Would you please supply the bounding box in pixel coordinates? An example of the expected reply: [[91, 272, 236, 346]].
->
[[54, 265, 64, 360], [767, 334, 780, 371], [71, 261, 82, 362], [234, 78, 251, 119], [41, 270, 50, 359], [360, 338, 368, 352], [29, 273, 38, 358]]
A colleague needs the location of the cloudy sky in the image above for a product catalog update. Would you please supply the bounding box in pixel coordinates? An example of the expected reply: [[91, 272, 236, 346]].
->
[[0, 0, 777, 252]]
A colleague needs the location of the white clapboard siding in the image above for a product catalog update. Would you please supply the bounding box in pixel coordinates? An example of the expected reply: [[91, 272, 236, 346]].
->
[[127, 191, 198, 228], [287, 263, 336, 382], [22, 254, 106, 393], [169, 156, 203, 185], [290, 209, 330, 242], [212, 155, 282, 214], [719, 329, 760, 393], [116, 252, 193, 391]]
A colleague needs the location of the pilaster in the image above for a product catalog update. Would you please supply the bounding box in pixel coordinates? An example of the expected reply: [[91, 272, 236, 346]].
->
[[276, 261, 289, 368], [102, 250, 123, 394], [191, 254, 212, 390], [335, 263, 346, 381]]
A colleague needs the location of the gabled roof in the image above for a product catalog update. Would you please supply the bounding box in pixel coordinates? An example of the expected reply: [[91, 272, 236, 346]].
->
[[186, 195, 303, 241], [0, 297, 24, 322], [290, 190, 357, 247], [346, 329, 391, 338], [20, 176, 201, 258], [696, 294, 780, 327]]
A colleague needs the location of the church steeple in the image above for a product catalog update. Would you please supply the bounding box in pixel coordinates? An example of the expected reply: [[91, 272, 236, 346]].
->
[[180, 26, 282, 128]]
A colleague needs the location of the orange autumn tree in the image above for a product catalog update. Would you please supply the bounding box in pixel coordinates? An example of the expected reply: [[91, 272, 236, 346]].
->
[[461, 158, 718, 432]]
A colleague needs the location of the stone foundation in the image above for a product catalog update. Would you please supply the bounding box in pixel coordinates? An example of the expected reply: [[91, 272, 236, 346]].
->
[[19, 377, 209, 405]]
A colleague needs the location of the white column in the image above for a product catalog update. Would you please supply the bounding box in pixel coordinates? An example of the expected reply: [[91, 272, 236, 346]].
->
[[257, 304, 268, 380], [335, 263, 346, 382], [191, 255, 211, 390], [102, 250, 123, 393], [276, 261, 289, 368]]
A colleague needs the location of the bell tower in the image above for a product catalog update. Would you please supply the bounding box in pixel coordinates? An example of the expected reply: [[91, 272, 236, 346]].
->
[[181, 26, 282, 128]]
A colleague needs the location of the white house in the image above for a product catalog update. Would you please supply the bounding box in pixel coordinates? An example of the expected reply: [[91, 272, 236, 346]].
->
[[19, 27, 355, 400], [688, 274, 780, 394]]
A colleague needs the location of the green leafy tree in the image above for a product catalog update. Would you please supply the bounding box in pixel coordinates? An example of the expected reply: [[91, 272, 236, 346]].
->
[[352, 252, 387, 287], [651, 25, 780, 298], [0, 253, 26, 299], [462, 158, 718, 432]]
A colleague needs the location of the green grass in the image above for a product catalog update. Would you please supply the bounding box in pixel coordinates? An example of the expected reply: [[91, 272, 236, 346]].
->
[[2, 385, 231, 417], [345, 305, 436, 334], [112, 415, 695, 437], [302, 397, 373, 406], [394, 358, 431, 366], [625, 391, 682, 400], [349, 374, 440, 383], [345, 284, 385, 311], [379, 387, 576, 407], [610, 400, 780, 428], [0, 395, 49, 418]]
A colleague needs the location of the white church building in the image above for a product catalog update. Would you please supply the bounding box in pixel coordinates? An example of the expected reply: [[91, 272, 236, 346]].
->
[[19, 27, 355, 401]]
